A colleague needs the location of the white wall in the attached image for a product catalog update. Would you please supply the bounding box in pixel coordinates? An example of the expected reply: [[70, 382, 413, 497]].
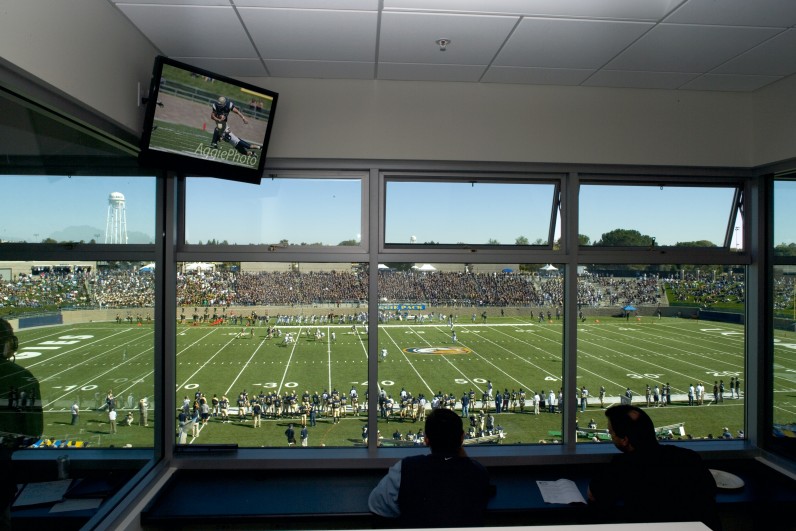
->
[[752, 74, 796, 168], [250, 76, 756, 167], [0, 0, 157, 135], [2, 0, 793, 168]]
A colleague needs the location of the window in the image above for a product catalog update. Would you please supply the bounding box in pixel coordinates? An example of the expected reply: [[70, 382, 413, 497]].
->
[[384, 179, 559, 246], [0, 260, 157, 448], [772, 265, 796, 442], [579, 183, 742, 248], [184, 176, 363, 247], [774, 180, 796, 257], [375, 263, 564, 446], [174, 261, 368, 447], [0, 176, 155, 245], [577, 264, 745, 443], [771, 179, 796, 451]]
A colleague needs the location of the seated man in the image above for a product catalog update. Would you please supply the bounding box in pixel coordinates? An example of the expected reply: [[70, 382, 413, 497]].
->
[[588, 404, 720, 530], [368, 408, 492, 527]]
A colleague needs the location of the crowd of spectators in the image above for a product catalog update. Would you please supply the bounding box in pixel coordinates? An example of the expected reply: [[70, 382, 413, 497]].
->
[[5, 268, 763, 313], [664, 275, 745, 307]]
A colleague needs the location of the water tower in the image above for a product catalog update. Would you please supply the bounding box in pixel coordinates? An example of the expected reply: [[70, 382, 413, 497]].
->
[[105, 192, 128, 244]]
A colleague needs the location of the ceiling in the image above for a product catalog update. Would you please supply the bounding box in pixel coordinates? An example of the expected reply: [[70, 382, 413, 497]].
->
[[109, 0, 796, 92]]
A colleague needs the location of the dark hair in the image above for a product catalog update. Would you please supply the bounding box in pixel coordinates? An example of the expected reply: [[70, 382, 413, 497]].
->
[[424, 408, 464, 454], [605, 404, 658, 450], [0, 318, 18, 357]]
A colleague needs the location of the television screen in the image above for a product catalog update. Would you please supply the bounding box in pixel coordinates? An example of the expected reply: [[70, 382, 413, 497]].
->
[[139, 56, 278, 184]]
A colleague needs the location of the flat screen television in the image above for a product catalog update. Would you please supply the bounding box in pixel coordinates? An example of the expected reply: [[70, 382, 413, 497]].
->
[[139, 55, 278, 184]]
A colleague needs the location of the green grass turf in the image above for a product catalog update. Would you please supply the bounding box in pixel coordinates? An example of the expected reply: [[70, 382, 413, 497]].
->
[[149, 119, 263, 169], [11, 315, 787, 449]]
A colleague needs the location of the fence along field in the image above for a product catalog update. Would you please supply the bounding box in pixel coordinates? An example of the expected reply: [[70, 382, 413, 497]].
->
[[6, 312, 761, 449]]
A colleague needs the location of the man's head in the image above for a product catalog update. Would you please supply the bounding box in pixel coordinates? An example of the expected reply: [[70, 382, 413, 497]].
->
[[423, 408, 464, 454], [0, 318, 19, 360], [604, 404, 658, 453]]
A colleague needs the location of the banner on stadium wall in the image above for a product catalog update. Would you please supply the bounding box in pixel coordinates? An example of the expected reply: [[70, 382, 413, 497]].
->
[[379, 304, 426, 311], [18, 313, 63, 329]]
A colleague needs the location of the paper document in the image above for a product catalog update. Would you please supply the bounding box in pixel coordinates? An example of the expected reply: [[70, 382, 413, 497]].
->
[[12, 479, 73, 507], [536, 479, 587, 504]]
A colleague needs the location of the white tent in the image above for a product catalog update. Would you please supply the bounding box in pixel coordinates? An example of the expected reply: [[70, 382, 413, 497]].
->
[[540, 264, 558, 271], [413, 264, 437, 271], [184, 262, 215, 272], [139, 263, 155, 272], [378, 264, 391, 270]]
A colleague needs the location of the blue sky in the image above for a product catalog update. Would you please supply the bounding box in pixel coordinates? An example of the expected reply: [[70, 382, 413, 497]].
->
[[1, 176, 156, 243], [2, 175, 792, 247]]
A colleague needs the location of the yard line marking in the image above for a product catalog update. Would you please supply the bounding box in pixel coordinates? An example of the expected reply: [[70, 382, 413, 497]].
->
[[450, 325, 553, 390], [18, 328, 136, 371], [380, 327, 434, 396], [225, 334, 268, 397], [177, 333, 241, 391], [42, 348, 153, 408], [272, 326, 302, 396]]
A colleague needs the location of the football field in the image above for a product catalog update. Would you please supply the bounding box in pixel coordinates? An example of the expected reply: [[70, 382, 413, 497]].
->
[[10, 313, 789, 449]]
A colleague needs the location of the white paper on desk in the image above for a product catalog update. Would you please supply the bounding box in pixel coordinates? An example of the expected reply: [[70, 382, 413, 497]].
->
[[12, 479, 72, 507], [536, 479, 586, 504], [49, 498, 103, 513]]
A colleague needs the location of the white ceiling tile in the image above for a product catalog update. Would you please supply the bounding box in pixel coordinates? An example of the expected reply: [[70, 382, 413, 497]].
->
[[482, 66, 593, 85], [239, 8, 377, 61], [379, 12, 517, 64], [384, 0, 685, 21], [109, 0, 796, 92], [378, 62, 486, 82], [117, 4, 257, 57], [114, 0, 229, 5], [712, 29, 796, 76], [170, 57, 269, 78], [583, 70, 699, 90], [606, 24, 782, 72], [495, 18, 653, 69], [265, 60, 375, 79], [665, 0, 796, 27], [680, 73, 783, 92], [235, 0, 378, 8]]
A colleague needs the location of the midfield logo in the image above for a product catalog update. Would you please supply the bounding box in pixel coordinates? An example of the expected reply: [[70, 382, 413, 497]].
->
[[403, 346, 472, 355]]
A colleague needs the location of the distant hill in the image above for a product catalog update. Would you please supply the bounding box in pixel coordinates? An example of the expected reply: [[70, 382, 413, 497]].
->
[[46, 225, 154, 244]]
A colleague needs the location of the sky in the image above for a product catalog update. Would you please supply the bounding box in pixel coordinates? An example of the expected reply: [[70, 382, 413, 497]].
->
[[3, 175, 792, 247]]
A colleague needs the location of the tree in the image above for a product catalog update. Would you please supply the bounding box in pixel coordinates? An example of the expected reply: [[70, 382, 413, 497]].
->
[[515, 236, 529, 245], [487, 238, 500, 245], [675, 240, 717, 247], [338, 239, 359, 246], [579, 234, 591, 246], [595, 228, 654, 247], [775, 243, 796, 257]]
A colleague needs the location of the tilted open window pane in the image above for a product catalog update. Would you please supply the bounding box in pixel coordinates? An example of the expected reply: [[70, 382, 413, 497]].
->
[[184, 176, 362, 246], [0, 176, 156, 244], [576, 264, 745, 443], [579, 184, 740, 248], [384, 180, 557, 246], [175, 261, 368, 447], [375, 264, 563, 446]]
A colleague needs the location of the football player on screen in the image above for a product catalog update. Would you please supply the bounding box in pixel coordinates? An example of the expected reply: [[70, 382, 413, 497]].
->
[[209, 96, 248, 148]]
